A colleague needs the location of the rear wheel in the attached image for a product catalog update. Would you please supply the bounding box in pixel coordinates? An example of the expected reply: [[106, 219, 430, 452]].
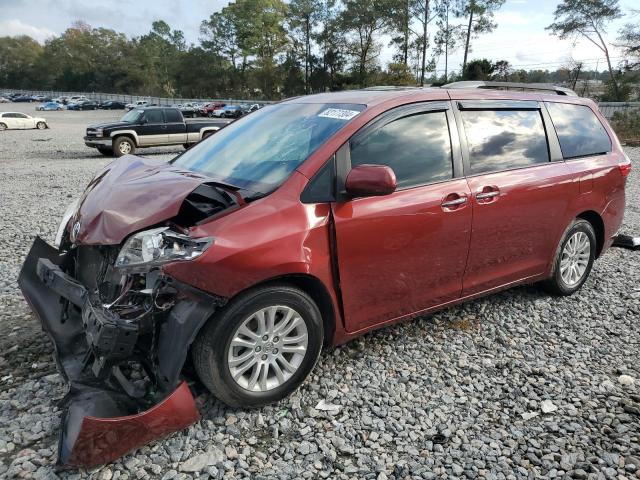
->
[[542, 219, 596, 296], [0, 123, 6, 131], [36, 122, 47, 129], [113, 136, 135, 157], [193, 284, 323, 407]]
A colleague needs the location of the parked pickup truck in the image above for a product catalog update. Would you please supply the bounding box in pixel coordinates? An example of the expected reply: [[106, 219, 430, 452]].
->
[[84, 106, 233, 157]]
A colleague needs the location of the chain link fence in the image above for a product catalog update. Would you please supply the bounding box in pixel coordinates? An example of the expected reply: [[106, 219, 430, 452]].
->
[[0, 88, 274, 107]]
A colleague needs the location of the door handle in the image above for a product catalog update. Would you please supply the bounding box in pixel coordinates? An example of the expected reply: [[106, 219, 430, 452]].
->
[[441, 197, 467, 207], [476, 191, 499, 200]]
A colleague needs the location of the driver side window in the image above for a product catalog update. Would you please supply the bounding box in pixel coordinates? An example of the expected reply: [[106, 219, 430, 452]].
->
[[350, 110, 453, 189]]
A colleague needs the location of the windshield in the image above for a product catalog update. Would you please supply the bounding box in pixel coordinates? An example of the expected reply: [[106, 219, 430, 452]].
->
[[172, 102, 365, 192], [121, 109, 144, 123]]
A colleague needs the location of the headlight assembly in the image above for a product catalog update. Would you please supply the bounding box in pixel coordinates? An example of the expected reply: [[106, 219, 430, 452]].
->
[[54, 198, 80, 248], [115, 227, 212, 271]]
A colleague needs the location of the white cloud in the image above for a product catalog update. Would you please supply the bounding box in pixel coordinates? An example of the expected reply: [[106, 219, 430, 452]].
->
[[0, 19, 55, 43]]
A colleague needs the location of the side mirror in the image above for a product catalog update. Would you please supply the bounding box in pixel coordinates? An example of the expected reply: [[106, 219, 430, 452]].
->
[[140, 117, 148, 125], [345, 164, 397, 198]]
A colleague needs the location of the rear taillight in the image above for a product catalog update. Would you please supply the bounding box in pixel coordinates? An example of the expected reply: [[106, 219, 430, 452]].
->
[[620, 153, 632, 177]]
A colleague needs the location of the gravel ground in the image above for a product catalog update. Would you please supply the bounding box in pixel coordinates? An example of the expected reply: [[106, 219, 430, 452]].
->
[[0, 103, 639, 480]]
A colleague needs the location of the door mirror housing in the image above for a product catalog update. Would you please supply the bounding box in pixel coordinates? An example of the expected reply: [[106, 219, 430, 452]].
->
[[345, 164, 397, 198]]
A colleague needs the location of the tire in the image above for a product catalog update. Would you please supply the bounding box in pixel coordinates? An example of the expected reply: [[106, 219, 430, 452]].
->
[[113, 136, 135, 157], [0, 123, 6, 131], [36, 122, 47, 130], [192, 284, 324, 408], [97, 146, 113, 156], [542, 219, 596, 296], [183, 143, 193, 150]]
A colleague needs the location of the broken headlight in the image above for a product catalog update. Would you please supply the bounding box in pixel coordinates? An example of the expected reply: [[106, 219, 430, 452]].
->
[[115, 227, 212, 271], [54, 198, 80, 248]]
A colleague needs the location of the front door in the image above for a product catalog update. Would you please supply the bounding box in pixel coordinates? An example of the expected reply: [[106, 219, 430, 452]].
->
[[138, 109, 168, 146], [454, 101, 573, 295], [332, 103, 473, 332]]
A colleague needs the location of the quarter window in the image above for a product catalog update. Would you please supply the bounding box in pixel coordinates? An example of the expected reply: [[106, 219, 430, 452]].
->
[[350, 111, 453, 189], [461, 109, 549, 175], [545, 102, 611, 159]]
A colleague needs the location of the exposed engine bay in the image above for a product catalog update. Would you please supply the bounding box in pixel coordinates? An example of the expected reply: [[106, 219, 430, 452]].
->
[[17, 156, 257, 467]]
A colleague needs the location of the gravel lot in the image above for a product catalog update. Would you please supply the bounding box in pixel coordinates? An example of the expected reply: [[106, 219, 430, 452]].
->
[[0, 103, 639, 480]]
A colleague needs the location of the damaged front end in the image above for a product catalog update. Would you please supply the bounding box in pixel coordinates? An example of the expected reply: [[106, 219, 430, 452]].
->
[[19, 237, 226, 467], [17, 156, 256, 467]]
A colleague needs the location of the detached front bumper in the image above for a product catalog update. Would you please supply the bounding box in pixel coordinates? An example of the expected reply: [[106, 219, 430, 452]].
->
[[84, 136, 112, 148], [18, 237, 225, 467]]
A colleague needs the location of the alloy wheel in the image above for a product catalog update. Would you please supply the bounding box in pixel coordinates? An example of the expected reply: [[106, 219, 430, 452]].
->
[[227, 305, 308, 392], [119, 141, 132, 155], [560, 231, 591, 286]]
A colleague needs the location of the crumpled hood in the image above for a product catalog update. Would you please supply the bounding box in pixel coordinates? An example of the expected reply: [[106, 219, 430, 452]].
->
[[72, 155, 210, 245]]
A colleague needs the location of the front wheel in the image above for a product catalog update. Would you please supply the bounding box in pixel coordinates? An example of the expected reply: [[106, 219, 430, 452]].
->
[[542, 219, 596, 296], [113, 136, 135, 157], [192, 284, 324, 407], [36, 122, 47, 129]]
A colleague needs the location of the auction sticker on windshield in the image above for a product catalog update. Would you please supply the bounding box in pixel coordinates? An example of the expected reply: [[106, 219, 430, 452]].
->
[[318, 108, 361, 120]]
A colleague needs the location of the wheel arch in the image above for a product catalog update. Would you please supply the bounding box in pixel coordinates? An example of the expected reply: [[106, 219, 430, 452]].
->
[[110, 130, 139, 146], [576, 210, 605, 258], [236, 274, 337, 347]]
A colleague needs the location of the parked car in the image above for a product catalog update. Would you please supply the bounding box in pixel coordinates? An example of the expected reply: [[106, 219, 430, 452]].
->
[[33, 95, 52, 102], [125, 100, 149, 111], [19, 85, 631, 467], [0, 112, 48, 130], [67, 100, 99, 111], [99, 100, 126, 110], [83, 106, 233, 156], [200, 102, 226, 117], [12, 95, 36, 102], [0, 97, 9, 103], [179, 102, 200, 118], [221, 104, 244, 118], [69, 95, 88, 103], [36, 101, 64, 111], [53, 96, 70, 105]]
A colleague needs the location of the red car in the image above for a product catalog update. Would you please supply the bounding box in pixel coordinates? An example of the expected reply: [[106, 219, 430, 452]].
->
[[19, 84, 631, 467], [200, 102, 226, 117]]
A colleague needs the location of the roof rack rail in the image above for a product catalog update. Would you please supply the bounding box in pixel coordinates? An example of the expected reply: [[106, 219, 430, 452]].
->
[[360, 85, 424, 91], [443, 81, 577, 96]]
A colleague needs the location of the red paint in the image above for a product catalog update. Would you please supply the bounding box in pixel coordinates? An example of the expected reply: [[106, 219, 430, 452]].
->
[[78, 88, 628, 347], [73, 156, 211, 245], [345, 164, 397, 196], [65, 382, 199, 468]]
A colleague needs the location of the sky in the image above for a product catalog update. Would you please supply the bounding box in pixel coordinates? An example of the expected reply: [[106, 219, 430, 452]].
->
[[0, 0, 636, 75]]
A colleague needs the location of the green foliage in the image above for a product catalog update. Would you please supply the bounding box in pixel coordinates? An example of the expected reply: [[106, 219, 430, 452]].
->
[[461, 58, 494, 80], [610, 109, 640, 143]]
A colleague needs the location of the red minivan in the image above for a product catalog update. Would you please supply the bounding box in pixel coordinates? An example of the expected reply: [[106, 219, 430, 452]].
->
[[20, 84, 631, 466]]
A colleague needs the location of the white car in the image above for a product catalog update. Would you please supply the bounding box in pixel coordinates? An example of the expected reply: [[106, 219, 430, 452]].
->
[[0, 112, 48, 130], [0, 97, 9, 103], [126, 100, 149, 111]]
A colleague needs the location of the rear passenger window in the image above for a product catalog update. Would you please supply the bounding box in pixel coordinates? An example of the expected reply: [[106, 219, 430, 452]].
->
[[165, 109, 182, 123], [545, 102, 611, 159], [350, 111, 453, 189], [461, 109, 549, 175]]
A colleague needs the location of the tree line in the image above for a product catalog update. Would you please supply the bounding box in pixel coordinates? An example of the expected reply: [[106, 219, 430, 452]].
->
[[0, 0, 638, 100]]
